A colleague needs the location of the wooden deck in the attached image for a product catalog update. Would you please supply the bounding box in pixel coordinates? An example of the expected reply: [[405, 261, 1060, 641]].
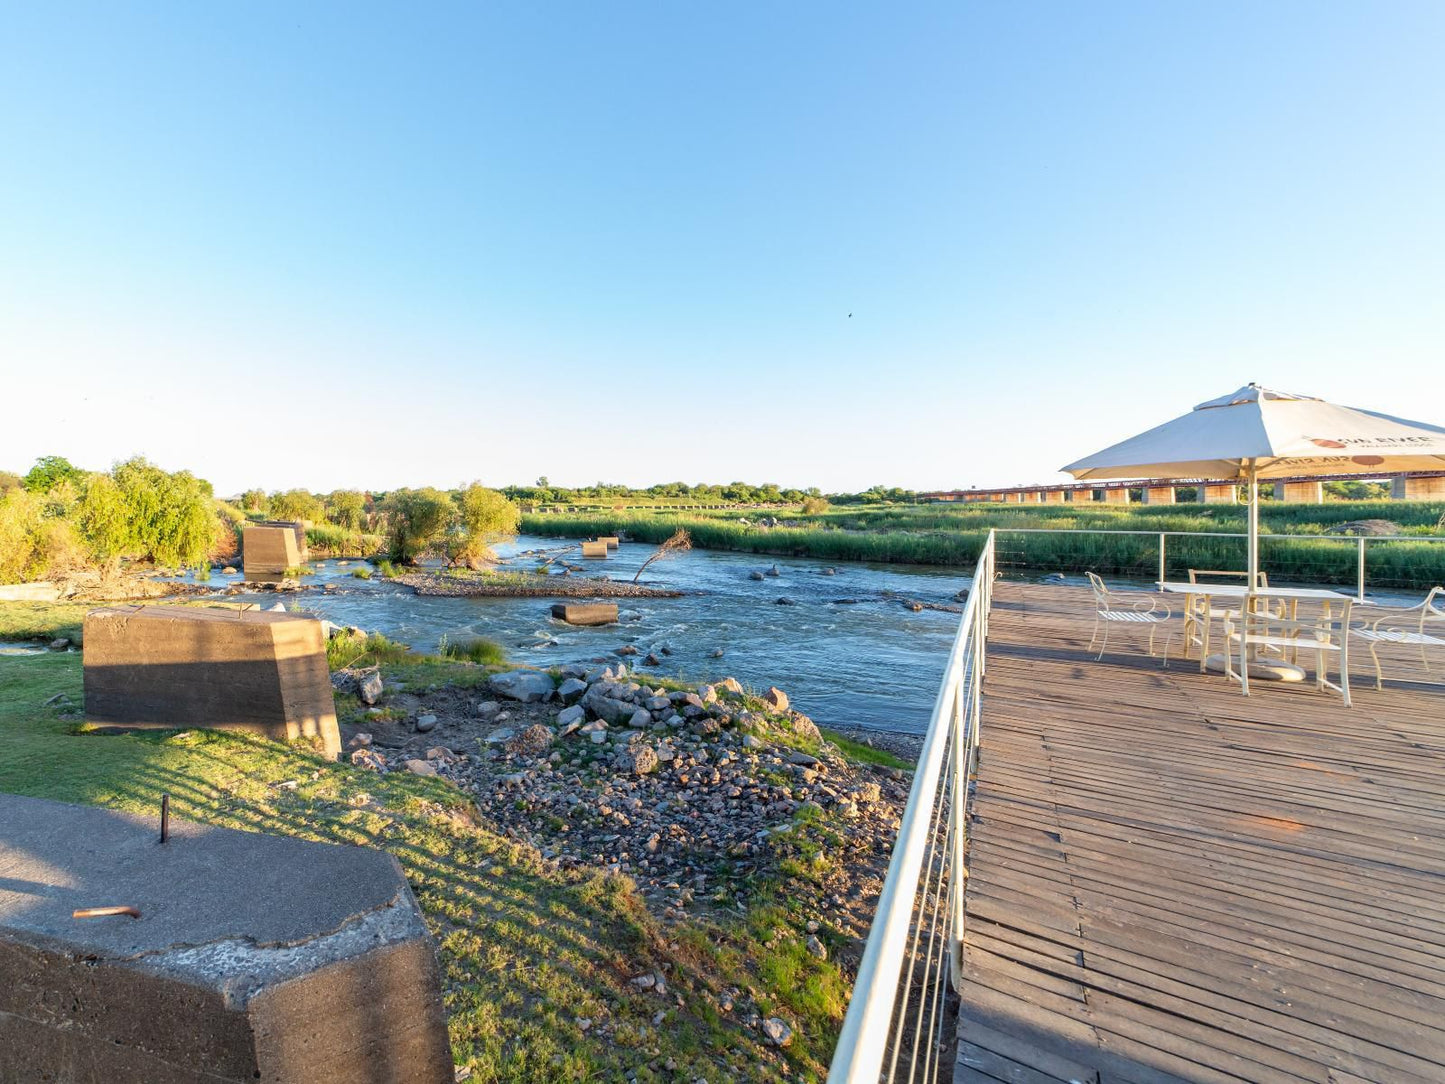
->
[[955, 582, 1445, 1084]]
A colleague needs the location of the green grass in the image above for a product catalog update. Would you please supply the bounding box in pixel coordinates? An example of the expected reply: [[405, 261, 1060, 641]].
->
[[440, 635, 509, 666], [818, 728, 910, 771], [305, 523, 386, 558], [0, 601, 90, 643], [351, 566, 374, 580], [0, 601, 868, 1081]]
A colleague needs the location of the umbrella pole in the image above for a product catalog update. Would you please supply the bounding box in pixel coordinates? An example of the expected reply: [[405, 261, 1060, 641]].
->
[[1247, 465, 1260, 589]]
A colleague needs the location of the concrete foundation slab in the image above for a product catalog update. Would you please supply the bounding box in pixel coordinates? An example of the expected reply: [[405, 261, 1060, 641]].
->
[[1143, 486, 1176, 505], [551, 602, 619, 626], [83, 605, 341, 759], [1279, 480, 1324, 503], [581, 541, 608, 558], [597, 536, 620, 549], [1199, 484, 1238, 504], [0, 793, 451, 1084]]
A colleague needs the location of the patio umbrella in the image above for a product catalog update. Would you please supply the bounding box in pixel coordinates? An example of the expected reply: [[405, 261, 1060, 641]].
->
[[1061, 384, 1445, 588]]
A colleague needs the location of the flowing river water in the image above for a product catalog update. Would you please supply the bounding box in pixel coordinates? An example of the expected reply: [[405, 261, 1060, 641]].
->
[[172, 536, 974, 735]]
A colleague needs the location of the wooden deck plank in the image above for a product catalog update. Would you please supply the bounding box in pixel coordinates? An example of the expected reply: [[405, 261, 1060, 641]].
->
[[957, 582, 1445, 1084]]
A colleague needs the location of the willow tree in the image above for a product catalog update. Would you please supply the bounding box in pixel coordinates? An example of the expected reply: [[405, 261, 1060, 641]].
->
[[451, 483, 520, 569]]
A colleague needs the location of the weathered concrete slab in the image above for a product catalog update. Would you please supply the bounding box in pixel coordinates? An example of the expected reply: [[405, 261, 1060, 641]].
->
[[551, 602, 619, 626], [580, 541, 608, 558], [0, 581, 62, 602], [597, 535, 620, 549], [84, 605, 341, 759], [242, 522, 307, 580], [0, 793, 451, 1084]]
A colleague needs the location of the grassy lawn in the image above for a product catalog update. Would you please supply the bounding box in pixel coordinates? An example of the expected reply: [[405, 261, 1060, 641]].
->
[[0, 602, 870, 1082]]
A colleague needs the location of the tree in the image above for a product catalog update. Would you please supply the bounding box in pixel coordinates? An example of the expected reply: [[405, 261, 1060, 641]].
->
[[240, 488, 269, 513], [326, 490, 368, 530], [23, 456, 83, 494], [385, 488, 455, 563], [0, 471, 22, 494], [269, 489, 324, 522], [450, 483, 520, 568]]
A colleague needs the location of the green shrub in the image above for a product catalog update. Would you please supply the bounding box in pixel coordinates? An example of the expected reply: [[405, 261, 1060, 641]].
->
[[439, 635, 508, 666], [351, 567, 373, 580], [325, 631, 413, 670]]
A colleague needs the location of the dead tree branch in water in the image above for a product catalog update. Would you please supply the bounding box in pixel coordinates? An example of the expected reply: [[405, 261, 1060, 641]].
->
[[633, 530, 691, 583]]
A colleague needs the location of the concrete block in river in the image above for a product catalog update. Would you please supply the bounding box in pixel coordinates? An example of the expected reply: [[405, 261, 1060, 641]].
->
[[597, 536, 620, 549], [551, 602, 619, 626], [241, 521, 307, 579], [0, 793, 452, 1084], [580, 541, 609, 558], [83, 605, 341, 759]]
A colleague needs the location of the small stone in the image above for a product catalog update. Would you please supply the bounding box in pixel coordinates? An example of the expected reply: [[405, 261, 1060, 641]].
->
[[415, 714, 438, 733], [616, 645, 639, 657], [630, 973, 657, 989], [787, 751, 818, 767], [805, 935, 827, 960], [742, 735, 764, 750], [506, 724, 555, 757], [717, 677, 744, 696], [558, 677, 588, 701], [404, 759, 437, 776], [628, 708, 653, 728], [748, 571, 766, 581], [358, 671, 384, 705], [346, 732, 373, 749], [489, 671, 556, 703], [476, 700, 501, 718], [774, 597, 795, 606], [644, 653, 661, 666], [763, 687, 789, 711], [557, 704, 586, 729], [48, 638, 70, 651], [762, 1017, 793, 1047]]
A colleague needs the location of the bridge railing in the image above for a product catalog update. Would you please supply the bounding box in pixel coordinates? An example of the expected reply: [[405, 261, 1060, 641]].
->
[[826, 530, 995, 1084]]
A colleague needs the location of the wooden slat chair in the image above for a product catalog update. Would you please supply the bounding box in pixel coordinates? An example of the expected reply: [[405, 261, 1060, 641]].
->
[[1086, 572, 1174, 665], [1350, 586, 1445, 690], [1182, 569, 1284, 670], [1223, 597, 1354, 706]]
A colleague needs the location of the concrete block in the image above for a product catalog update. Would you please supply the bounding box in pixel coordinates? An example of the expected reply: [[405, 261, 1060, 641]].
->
[[1392, 476, 1445, 500], [581, 541, 608, 558], [597, 536, 621, 549], [84, 605, 341, 760], [1099, 488, 1131, 504], [0, 793, 451, 1084], [1279, 480, 1324, 503], [1041, 490, 1068, 504], [242, 524, 304, 580], [551, 602, 619, 626], [1143, 487, 1176, 505]]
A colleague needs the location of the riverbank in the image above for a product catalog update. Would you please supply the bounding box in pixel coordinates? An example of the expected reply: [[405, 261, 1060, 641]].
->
[[0, 602, 912, 1081], [522, 500, 1445, 587]]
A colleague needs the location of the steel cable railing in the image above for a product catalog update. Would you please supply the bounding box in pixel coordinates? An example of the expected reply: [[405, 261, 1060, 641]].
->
[[826, 531, 994, 1084]]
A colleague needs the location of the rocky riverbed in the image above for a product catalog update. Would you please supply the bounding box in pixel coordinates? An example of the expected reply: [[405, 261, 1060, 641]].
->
[[394, 571, 684, 599], [333, 657, 913, 1015]]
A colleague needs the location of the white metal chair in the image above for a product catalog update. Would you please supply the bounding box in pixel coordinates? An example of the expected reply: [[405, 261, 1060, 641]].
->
[[1181, 569, 1287, 670], [1350, 586, 1445, 690], [1223, 597, 1354, 707], [1086, 572, 1174, 665]]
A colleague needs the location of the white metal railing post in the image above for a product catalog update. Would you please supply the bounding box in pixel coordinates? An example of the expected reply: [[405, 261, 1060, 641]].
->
[[948, 671, 967, 989], [1159, 532, 1167, 590], [1357, 537, 1367, 602]]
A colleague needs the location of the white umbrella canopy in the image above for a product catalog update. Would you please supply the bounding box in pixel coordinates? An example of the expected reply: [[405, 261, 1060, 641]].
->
[[1061, 384, 1445, 588], [1063, 384, 1445, 482]]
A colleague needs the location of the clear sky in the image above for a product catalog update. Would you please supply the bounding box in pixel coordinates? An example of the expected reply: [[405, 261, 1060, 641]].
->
[[3, 2, 1443, 495]]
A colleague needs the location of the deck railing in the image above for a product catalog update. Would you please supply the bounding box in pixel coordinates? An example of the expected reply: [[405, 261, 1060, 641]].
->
[[826, 530, 995, 1084], [994, 527, 1445, 599]]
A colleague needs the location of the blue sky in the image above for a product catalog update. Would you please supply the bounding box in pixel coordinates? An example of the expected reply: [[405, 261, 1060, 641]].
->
[[2, 2, 1443, 494]]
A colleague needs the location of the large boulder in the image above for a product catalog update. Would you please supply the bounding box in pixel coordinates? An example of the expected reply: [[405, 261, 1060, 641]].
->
[[488, 670, 556, 703]]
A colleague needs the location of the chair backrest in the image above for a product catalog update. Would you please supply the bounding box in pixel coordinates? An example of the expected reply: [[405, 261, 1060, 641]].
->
[[1085, 571, 1111, 610], [1188, 569, 1270, 588], [1420, 587, 1445, 628]]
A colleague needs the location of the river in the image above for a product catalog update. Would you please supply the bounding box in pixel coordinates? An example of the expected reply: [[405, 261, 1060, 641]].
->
[[172, 536, 974, 735]]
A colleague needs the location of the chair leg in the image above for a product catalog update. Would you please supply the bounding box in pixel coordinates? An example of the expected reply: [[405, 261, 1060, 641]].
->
[[1340, 650, 1352, 708], [1088, 615, 1100, 653], [1369, 640, 1383, 691], [1199, 614, 1211, 673], [1097, 622, 1109, 661]]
